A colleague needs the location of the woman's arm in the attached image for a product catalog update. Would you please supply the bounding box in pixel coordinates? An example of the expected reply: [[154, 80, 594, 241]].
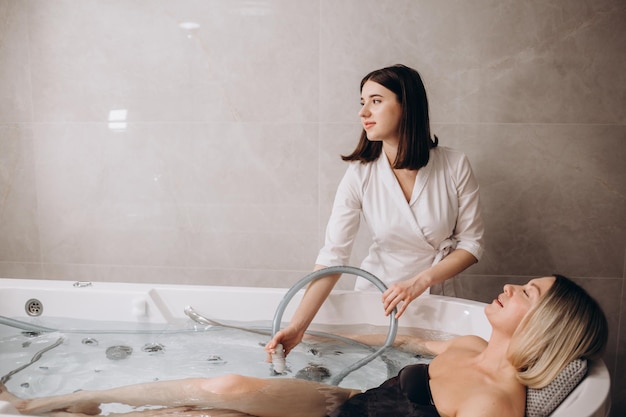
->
[[382, 249, 477, 318], [265, 265, 341, 358], [340, 333, 456, 357]]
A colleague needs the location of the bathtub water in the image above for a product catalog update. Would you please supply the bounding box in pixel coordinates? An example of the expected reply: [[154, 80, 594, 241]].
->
[[0, 323, 427, 415], [0, 278, 611, 417], [0, 319, 404, 392]]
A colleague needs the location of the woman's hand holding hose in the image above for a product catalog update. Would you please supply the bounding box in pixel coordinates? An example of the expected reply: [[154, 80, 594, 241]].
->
[[265, 325, 305, 363]]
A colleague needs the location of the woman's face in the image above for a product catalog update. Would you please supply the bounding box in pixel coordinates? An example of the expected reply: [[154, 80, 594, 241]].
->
[[486, 276, 556, 336], [358, 80, 403, 144]]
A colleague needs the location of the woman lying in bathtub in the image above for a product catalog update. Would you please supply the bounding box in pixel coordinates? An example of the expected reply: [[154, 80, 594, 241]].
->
[[1, 274, 608, 417]]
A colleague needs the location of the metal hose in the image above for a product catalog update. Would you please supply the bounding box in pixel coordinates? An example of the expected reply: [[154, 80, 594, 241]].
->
[[271, 266, 398, 385], [1, 337, 64, 384]]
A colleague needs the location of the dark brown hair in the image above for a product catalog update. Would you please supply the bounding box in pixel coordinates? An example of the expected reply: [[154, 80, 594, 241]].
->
[[342, 64, 438, 169]]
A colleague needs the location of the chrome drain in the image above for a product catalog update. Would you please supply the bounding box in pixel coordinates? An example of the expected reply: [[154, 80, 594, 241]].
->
[[25, 299, 43, 317], [106, 345, 133, 360]]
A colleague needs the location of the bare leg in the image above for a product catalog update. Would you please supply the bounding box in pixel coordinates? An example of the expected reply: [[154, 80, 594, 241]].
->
[[1, 383, 28, 413], [4, 376, 358, 417], [47, 407, 255, 417]]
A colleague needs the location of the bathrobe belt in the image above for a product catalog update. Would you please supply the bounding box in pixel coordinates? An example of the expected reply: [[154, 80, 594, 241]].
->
[[429, 238, 458, 297]]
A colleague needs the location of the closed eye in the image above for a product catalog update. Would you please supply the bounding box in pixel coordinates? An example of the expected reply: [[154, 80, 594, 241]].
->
[[523, 284, 540, 298]]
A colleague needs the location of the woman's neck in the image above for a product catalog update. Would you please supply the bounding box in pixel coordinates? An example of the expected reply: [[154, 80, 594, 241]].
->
[[381, 140, 399, 166], [474, 333, 517, 376]]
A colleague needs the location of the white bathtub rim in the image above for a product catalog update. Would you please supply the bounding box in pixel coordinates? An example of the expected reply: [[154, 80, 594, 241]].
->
[[0, 278, 493, 339]]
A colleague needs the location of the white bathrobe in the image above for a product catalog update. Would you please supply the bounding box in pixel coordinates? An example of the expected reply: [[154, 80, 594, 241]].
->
[[316, 146, 485, 291]]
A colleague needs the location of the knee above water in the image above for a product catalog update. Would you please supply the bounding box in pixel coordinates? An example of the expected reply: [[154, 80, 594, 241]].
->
[[200, 374, 254, 395]]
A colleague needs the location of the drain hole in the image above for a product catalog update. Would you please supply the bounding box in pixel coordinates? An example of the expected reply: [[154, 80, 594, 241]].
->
[[25, 299, 43, 317]]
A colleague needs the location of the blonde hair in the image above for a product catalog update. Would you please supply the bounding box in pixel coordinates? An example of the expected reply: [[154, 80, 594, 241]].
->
[[507, 275, 608, 388]]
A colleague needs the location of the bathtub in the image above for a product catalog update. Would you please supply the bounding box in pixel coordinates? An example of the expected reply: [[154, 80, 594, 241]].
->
[[0, 277, 611, 417]]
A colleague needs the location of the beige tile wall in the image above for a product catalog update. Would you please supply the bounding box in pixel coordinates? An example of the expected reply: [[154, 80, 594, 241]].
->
[[0, 0, 624, 415]]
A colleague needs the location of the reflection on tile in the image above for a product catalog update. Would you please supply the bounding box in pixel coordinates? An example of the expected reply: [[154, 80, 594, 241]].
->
[[31, 122, 319, 269], [27, 0, 319, 123]]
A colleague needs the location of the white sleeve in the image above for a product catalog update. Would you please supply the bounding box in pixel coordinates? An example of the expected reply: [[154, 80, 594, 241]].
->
[[315, 164, 364, 267], [451, 153, 485, 260]]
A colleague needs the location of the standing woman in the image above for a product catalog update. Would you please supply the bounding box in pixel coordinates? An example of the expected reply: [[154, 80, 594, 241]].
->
[[268, 64, 484, 356]]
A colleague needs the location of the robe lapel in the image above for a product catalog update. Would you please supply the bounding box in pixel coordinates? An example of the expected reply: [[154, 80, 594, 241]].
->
[[378, 155, 434, 251], [410, 157, 433, 206]]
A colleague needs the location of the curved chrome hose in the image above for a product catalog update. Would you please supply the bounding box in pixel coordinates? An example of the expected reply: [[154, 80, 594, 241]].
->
[[1, 337, 64, 384], [184, 306, 270, 336], [271, 266, 398, 385]]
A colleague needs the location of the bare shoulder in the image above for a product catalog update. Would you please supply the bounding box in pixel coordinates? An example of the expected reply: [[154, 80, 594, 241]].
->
[[336, 333, 486, 357], [448, 335, 488, 351]]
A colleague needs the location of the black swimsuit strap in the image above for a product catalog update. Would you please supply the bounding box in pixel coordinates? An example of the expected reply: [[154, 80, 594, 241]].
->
[[398, 363, 434, 406]]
